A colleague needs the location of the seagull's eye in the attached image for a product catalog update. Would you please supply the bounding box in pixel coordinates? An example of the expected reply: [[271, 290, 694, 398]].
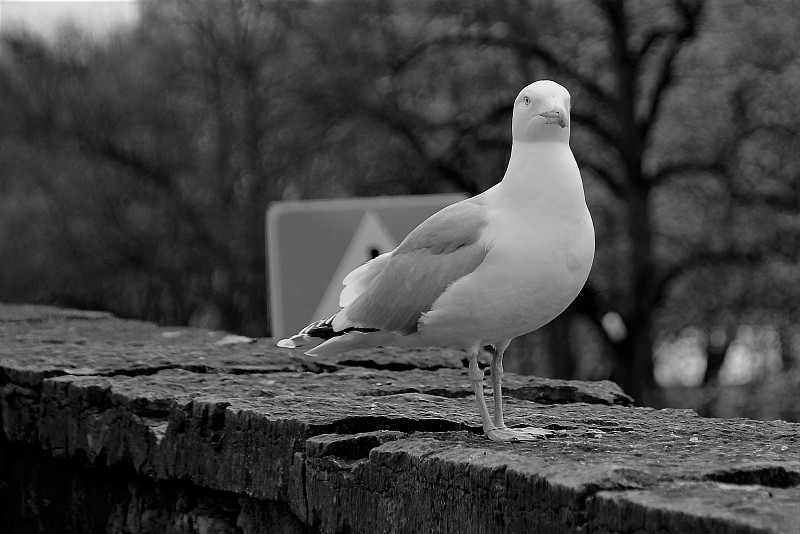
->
[[523, 96, 531, 106]]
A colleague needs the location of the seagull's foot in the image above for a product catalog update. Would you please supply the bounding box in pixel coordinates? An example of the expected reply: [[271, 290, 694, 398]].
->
[[485, 426, 553, 442]]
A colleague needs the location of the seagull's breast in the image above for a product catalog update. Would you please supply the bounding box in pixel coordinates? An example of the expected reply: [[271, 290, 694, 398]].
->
[[418, 159, 594, 346], [478, 203, 593, 332]]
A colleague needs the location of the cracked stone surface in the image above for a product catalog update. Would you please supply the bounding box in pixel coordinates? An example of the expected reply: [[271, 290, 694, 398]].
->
[[0, 304, 798, 534]]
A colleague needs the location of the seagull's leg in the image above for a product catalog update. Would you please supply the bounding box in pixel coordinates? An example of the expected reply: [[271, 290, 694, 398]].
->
[[467, 345, 496, 436], [486, 340, 553, 442], [490, 340, 511, 429]]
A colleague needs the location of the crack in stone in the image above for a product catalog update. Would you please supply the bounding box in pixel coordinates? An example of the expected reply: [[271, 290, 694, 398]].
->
[[506, 386, 633, 406], [306, 430, 407, 461], [357, 387, 473, 399], [704, 465, 800, 488], [308, 415, 481, 438], [335, 359, 450, 372]]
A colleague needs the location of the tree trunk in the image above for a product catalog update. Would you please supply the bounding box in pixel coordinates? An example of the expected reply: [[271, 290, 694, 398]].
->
[[546, 312, 577, 380], [611, 314, 659, 407], [702, 326, 734, 384], [779, 325, 797, 370]]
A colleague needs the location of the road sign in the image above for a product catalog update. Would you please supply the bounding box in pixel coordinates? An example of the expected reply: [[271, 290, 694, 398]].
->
[[266, 194, 467, 338]]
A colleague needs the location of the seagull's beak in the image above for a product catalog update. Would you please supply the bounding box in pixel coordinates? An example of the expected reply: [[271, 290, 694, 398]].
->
[[539, 107, 568, 128]]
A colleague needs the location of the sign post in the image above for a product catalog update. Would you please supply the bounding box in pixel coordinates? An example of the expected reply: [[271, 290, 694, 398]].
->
[[266, 194, 466, 338]]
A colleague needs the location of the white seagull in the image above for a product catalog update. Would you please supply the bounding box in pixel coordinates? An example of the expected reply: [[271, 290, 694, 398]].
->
[[278, 80, 595, 442]]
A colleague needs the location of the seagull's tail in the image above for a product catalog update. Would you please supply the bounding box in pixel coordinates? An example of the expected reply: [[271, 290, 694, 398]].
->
[[277, 313, 392, 355], [276, 333, 324, 350], [306, 330, 405, 356]]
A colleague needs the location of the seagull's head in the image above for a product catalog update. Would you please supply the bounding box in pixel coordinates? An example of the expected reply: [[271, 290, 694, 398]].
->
[[511, 80, 572, 143]]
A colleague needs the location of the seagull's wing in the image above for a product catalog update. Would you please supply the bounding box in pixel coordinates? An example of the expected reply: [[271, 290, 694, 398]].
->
[[338, 251, 393, 308], [332, 198, 490, 335]]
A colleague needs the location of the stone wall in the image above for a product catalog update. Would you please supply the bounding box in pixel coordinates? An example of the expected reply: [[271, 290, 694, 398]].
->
[[0, 304, 798, 533]]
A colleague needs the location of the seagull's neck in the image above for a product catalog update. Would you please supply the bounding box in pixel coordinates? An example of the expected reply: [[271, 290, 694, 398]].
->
[[492, 140, 586, 215], [502, 140, 576, 188]]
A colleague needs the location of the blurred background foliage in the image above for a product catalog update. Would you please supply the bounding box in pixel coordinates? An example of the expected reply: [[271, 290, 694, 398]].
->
[[0, 0, 797, 420]]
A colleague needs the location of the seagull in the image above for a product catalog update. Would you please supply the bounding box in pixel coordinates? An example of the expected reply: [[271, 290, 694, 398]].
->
[[278, 80, 595, 442]]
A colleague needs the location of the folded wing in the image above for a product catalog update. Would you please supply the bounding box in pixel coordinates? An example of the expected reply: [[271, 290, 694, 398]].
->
[[333, 198, 491, 335]]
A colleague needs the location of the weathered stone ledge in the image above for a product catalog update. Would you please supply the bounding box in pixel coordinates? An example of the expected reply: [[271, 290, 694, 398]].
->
[[0, 304, 798, 533]]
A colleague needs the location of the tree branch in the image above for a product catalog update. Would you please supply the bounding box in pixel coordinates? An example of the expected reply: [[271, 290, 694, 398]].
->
[[361, 102, 482, 194], [70, 131, 227, 259], [571, 109, 625, 156], [653, 121, 797, 187], [576, 158, 626, 198], [638, 0, 704, 140], [652, 160, 724, 184], [634, 26, 672, 60], [653, 247, 764, 308], [390, 32, 612, 108]]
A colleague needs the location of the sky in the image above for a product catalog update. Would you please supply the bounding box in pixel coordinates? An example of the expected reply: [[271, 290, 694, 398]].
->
[[0, 0, 140, 39]]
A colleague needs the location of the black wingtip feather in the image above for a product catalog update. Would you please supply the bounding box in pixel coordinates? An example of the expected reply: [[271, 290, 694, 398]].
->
[[298, 313, 378, 340]]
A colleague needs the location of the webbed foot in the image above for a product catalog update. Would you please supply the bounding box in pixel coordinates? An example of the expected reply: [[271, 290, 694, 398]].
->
[[485, 426, 553, 442]]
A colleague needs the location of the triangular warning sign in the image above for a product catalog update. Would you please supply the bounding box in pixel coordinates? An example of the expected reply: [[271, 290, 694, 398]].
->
[[311, 210, 398, 322]]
